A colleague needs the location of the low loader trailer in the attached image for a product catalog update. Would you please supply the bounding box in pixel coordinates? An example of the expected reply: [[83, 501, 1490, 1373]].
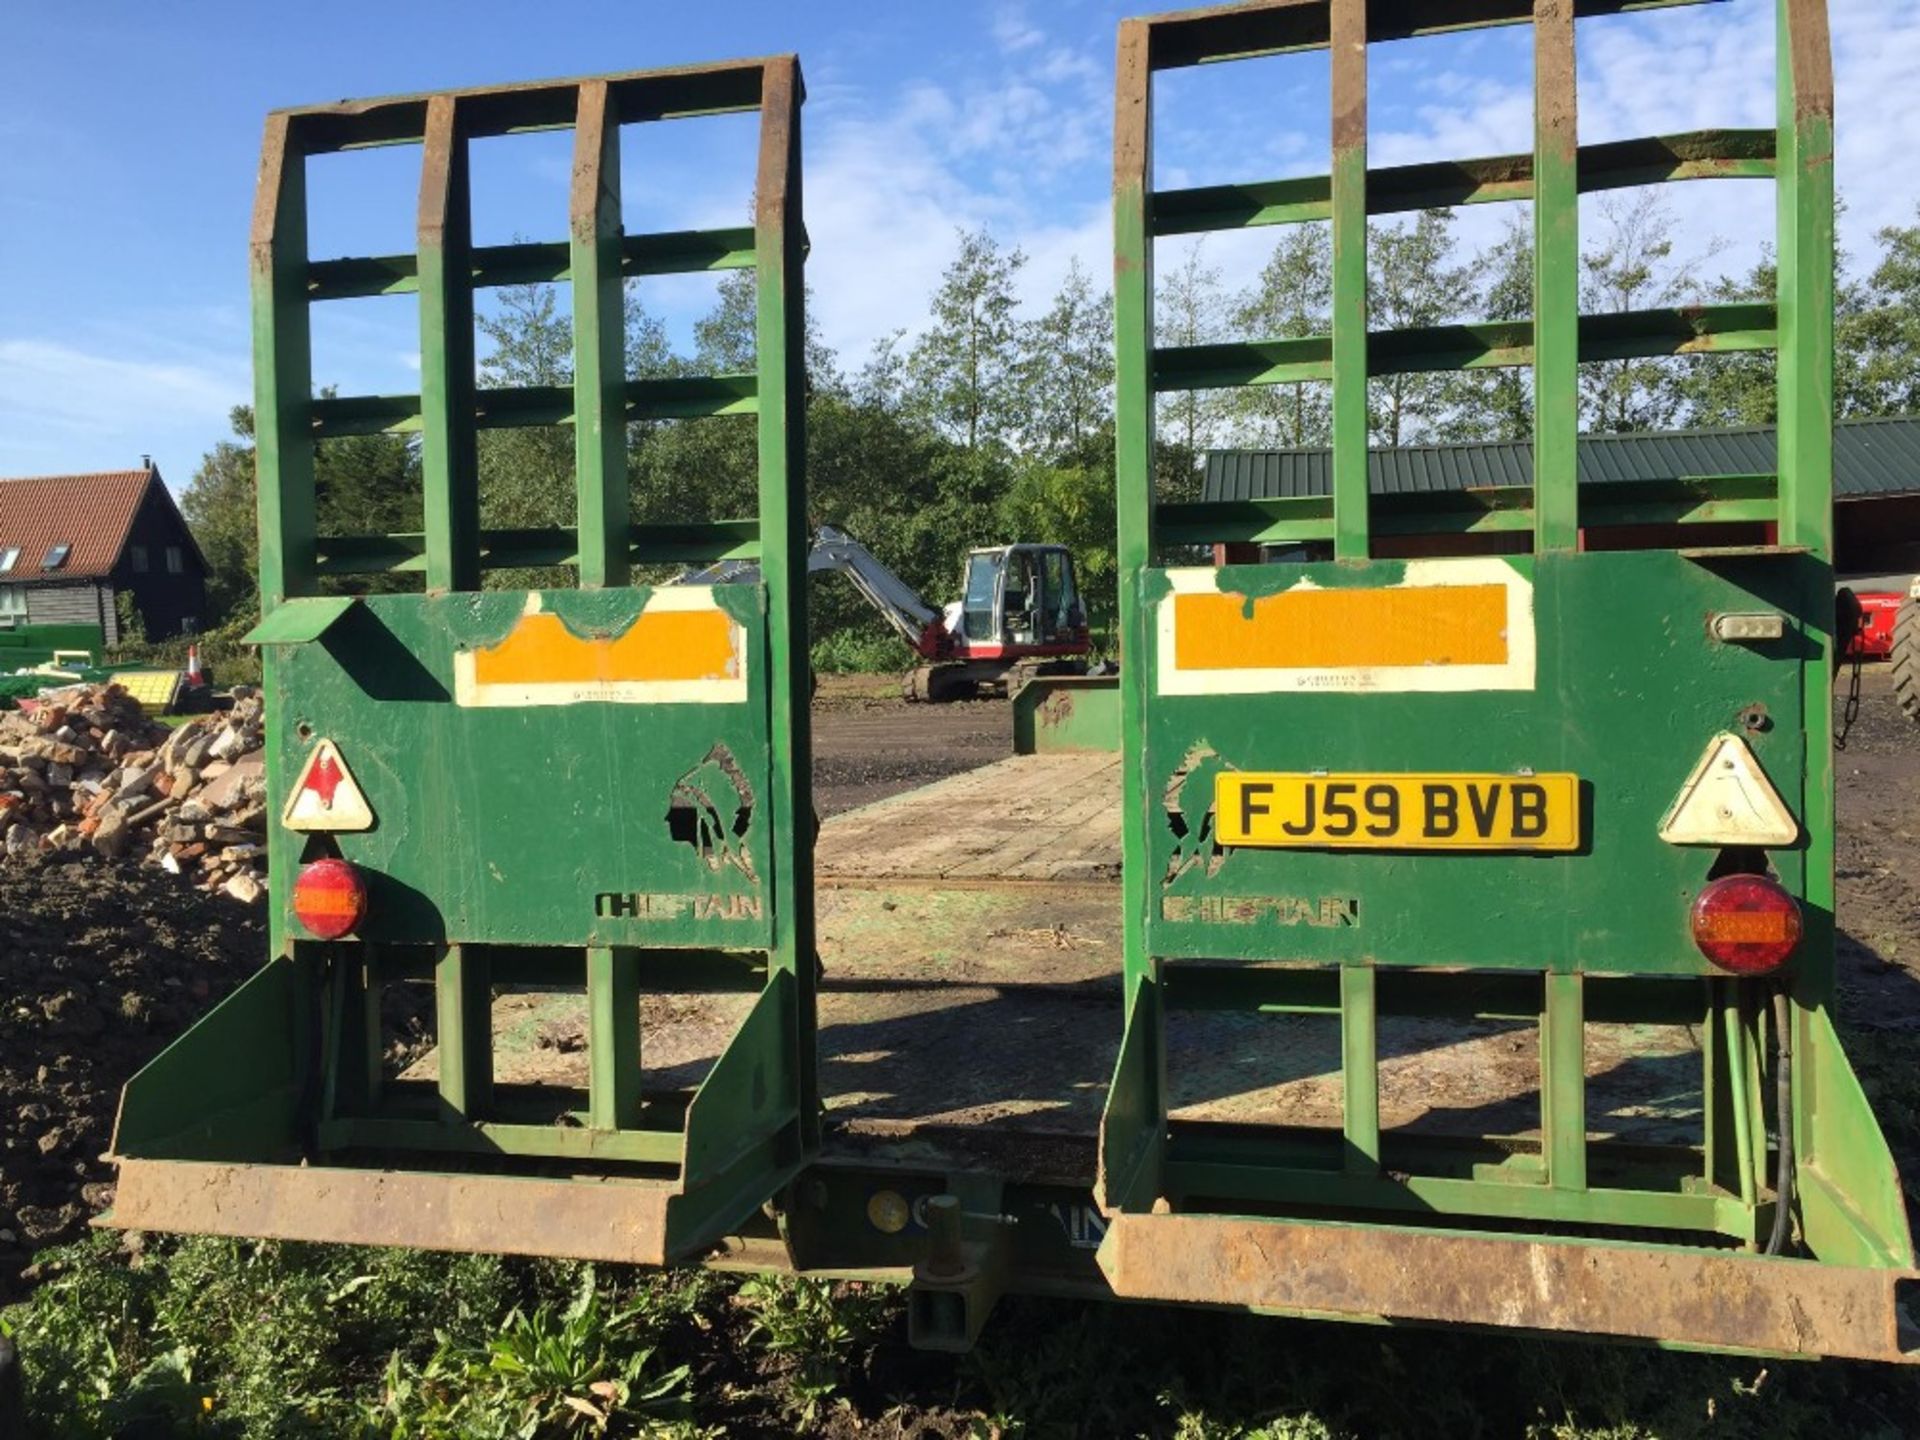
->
[[107, 0, 1918, 1362]]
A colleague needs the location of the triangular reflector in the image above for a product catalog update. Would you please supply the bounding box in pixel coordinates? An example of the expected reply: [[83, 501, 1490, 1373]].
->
[[281, 739, 374, 832], [1657, 732, 1797, 846]]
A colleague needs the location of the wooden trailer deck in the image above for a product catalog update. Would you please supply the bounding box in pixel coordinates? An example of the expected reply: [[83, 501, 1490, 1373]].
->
[[448, 749, 1703, 1186]]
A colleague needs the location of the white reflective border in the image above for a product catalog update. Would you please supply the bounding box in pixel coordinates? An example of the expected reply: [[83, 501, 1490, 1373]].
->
[[1154, 559, 1537, 696]]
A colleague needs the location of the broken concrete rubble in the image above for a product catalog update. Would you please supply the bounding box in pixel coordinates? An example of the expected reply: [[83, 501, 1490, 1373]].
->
[[0, 684, 267, 900]]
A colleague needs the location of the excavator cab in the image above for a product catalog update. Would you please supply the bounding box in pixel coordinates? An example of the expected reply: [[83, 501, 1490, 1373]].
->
[[917, 543, 1089, 699], [959, 544, 1085, 651]]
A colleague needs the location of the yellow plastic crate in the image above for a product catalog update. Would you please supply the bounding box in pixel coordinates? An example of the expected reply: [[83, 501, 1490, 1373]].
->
[[109, 669, 181, 712]]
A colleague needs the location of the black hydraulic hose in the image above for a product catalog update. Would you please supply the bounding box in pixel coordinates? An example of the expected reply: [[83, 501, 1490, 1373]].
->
[[1765, 987, 1795, 1256]]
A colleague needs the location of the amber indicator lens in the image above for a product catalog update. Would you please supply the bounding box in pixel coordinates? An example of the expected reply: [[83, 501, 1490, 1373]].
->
[[1690, 874, 1801, 975], [292, 858, 368, 941]]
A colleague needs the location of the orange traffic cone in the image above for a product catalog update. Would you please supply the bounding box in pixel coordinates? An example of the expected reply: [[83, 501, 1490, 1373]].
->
[[186, 644, 203, 685]]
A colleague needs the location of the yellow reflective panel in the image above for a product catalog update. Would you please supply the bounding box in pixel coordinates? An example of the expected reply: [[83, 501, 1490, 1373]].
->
[[1173, 584, 1508, 671]]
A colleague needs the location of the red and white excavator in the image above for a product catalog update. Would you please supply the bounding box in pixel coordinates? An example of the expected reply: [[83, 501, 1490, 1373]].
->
[[688, 526, 1094, 701]]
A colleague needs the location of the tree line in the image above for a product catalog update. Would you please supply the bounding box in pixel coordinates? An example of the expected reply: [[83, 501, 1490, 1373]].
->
[[181, 195, 1920, 664]]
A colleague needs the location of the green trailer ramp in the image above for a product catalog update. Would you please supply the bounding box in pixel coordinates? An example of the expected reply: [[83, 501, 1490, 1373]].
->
[[1097, 0, 1918, 1360], [108, 56, 817, 1265]]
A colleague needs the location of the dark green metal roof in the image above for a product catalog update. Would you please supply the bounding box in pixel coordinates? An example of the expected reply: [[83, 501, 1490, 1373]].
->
[[1202, 415, 1920, 504]]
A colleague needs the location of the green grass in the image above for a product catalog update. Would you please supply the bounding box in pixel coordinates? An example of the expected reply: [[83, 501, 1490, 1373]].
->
[[810, 629, 909, 675], [6, 1229, 1917, 1438]]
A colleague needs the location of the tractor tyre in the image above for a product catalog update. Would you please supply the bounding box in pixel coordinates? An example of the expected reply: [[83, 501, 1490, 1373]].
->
[[1894, 597, 1920, 726]]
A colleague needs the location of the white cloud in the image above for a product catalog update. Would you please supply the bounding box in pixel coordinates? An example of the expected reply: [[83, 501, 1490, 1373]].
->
[[802, 13, 1113, 365], [1366, 1, 1920, 281], [0, 336, 248, 483], [992, 5, 1045, 55]]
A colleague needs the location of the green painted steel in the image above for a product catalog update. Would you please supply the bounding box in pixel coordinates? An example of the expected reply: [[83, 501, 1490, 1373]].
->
[[1150, 130, 1779, 235], [0, 623, 104, 670], [571, 82, 630, 590], [417, 95, 480, 596], [267, 591, 779, 956], [1141, 552, 1807, 974], [1099, 0, 1916, 1291], [1532, 0, 1579, 553], [112, 56, 817, 1264], [1328, 0, 1369, 561], [1011, 675, 1121, 754]]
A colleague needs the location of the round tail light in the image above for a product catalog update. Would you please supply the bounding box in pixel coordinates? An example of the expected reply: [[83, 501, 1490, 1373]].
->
[[1690, 874, 1801, 975], [293, 858, 367, 940]]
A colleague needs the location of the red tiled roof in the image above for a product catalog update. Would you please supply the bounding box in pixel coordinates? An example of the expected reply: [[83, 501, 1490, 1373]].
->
[[0, 470, 156, 581]]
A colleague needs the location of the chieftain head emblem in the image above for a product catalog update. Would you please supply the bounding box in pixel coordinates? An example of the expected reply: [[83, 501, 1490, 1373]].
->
[[665, 743, 759, 884], [1163, 743, 1227, 885]]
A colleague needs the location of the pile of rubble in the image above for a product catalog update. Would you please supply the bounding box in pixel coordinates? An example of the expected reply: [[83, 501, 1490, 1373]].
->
[[0, 685, 268, 901]]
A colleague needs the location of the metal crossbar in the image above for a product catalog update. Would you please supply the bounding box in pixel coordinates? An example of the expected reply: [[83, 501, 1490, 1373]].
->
[[1118, 1, 1831, 556], [251, 59, 802, 604]]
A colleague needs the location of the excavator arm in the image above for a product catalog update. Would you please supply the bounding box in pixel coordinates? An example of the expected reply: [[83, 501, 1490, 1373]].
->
[[806, 526, 947, 657], [679, 525, 951, 660]]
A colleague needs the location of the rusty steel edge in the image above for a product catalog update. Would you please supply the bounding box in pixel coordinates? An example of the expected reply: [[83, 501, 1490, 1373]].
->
[[1098, 1213, 1919, 1365], [104, 1158, 1918, 1364]]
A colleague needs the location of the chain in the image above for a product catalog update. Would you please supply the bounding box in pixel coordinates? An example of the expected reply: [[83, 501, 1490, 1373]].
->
[[1835, 648, 1863, 751]]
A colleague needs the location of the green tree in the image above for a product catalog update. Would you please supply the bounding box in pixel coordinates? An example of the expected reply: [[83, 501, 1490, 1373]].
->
[[313, 426, 422, 542], [905, 228, 1029, 451], [475, 283, 576, 535], [805, 390, 946, 653], [1455, 214, 1537, 442], [1578, 192, 1707, 433], [1670, 200, 1910, 427], [180, 399, 421, 623], [1367, 208, 1477, 446], [690, 268, 843, 389], [626, 285, 676, 382], [1020, 259, 1114, 459], [1840, 205, 1920, 416], [691, 269, 756, 373], [1230, 223, 1333, 447], [854, 330, 908, 410], [1155, 241, 1228, 474], [998, 438, 1119, 643], [180, 406, 261, 625]]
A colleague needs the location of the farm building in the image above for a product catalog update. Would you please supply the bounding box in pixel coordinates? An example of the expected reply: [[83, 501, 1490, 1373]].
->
[[0, 461, 209, 643], [1205, 414, 1920, 583]]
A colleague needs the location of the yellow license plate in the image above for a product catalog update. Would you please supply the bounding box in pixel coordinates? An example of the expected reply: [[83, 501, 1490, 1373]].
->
[[1215, 772, 1581, 852]]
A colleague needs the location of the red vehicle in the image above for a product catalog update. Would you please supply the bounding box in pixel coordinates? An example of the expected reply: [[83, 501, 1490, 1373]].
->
[[1842, 591, 1902, 660], [1839, 580, 1919, 725]]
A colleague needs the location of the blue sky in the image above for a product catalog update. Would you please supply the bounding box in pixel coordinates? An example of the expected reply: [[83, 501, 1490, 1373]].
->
[[2, 0, 1916, 486]]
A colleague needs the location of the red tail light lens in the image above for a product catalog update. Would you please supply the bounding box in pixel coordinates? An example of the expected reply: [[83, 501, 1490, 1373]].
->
[[1690, 874, 1801, 975], [293, 858, 367, 940]]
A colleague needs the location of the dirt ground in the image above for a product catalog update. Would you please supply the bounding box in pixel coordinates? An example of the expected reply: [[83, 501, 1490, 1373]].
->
[[0, 858, 264, 1298], [1833, 666, 1920, 1032], [0, 669, 1916, 1301], [811, 674, 1008, 815]]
